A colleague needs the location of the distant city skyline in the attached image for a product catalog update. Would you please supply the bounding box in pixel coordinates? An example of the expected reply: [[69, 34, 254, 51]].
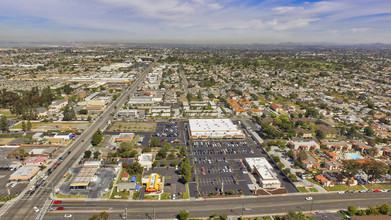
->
[[1, 0, 391, 44]]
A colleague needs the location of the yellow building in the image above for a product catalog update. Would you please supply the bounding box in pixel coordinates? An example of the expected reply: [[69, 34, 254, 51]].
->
[[143, 173, 163, 193]]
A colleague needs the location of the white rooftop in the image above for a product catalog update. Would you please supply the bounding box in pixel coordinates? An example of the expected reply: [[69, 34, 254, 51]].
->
[[189, 119, 240, 132], [139, 154, 153, 162]]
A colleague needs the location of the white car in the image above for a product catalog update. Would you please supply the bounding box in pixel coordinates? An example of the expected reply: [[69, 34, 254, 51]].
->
[[305, 197, 313, 201], [338, 191, 345, 194], [64, 214, 72, 218], [380, 189, 387, 192], [33, 207, 40, 212], [114, 195, 122, 198]]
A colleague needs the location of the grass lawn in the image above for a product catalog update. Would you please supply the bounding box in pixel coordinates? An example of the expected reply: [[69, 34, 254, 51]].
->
[[144, 195, 159, 200], [0, 110, 13, 116], [308, 187, 318, 192], [307, 178, 322, 187], [364, 183, 391, 190], [110, 187, 130, 199], [297, 187, 308, 193], [108, 121, 156, 132], [56, 193, 87, 199], [161, 193, 171, 200], [101, 192, 110, 199], [324, 184, 365, 192], [133, 135, 140, 145], [182, 183, 190, 199], [64, 174, 72, 182]]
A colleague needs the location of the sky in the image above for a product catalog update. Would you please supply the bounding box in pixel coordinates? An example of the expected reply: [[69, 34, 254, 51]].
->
[[1, 0, 391, 44]]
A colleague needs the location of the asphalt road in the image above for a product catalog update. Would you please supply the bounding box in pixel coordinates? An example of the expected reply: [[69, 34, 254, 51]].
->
[[1, 62, 155, 220], [178, 65, 189, 95], [43, 192, 391, 219]]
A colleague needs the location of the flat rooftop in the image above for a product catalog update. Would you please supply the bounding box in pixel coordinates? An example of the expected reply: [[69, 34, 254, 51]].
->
[[189, 119, 240, 132], [70, 165, 99, 187], [10, 166, 39, 177]]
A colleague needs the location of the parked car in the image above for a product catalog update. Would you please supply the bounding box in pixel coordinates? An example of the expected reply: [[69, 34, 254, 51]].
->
[[338, 191, 345, 194], [64, 214, 72, 218], [33, 207, 39, 212], [305, 197, 313, 200], [373, 189, 381, 193], [359, 190, 367, 193]]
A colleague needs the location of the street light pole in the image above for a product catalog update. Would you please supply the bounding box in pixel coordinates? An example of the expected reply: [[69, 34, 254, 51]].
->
[[310, 199, 314, 214]]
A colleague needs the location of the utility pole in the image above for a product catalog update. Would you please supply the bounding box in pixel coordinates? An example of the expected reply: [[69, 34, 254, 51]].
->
[[310, 199, 314, 214], [153, 204, 155, 220], [242, 202, 244, 217]]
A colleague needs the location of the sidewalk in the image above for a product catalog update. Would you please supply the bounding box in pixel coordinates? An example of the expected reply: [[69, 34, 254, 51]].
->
[[302, 180, 327, 193]]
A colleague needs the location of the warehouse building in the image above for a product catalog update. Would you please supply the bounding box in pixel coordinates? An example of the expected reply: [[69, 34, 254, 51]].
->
[[244, 157, 281, 189], [188, 119, 245, 139]]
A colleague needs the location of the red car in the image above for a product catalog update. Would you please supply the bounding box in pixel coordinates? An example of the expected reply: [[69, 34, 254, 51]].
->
[[56, 207, 64, 210], [53, 200, 62, 204], [373, 189, 381, 193]]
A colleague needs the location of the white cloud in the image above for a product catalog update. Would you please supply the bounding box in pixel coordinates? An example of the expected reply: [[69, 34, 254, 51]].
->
[[350, 28, 371, 33]]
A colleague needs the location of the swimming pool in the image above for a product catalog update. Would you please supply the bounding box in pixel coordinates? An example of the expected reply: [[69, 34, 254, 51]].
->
[[346, 153, 362, 160]]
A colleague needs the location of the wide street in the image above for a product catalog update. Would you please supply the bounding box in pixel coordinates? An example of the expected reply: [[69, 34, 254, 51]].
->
[[0, 63, 155, 220], [44, 192, 391, 219]]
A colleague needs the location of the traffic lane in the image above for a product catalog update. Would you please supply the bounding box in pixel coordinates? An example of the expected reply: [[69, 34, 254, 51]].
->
[[44, 195, 391, 220], [49, 192, 391, 211]]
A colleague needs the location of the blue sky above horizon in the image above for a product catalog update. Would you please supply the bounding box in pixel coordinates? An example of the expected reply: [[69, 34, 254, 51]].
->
[[1, 0, 390, 44]]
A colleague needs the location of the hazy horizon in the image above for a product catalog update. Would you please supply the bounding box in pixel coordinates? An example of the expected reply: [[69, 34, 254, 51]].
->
[[1, 0, 391, 44]]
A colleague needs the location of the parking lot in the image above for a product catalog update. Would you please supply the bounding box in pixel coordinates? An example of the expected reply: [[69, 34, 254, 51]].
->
[[152, 121, 183, 147], [190, 140, 255, 197], [0, 170, 28, 198]]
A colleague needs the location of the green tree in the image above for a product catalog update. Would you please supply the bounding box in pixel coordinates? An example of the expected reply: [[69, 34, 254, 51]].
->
[[367, 205, 379, 215], [63, 84, 73, 95], [178, 210, 189, 220], [220, 213, 228, 220], [362, 160, 389, 183], [26, 120, 32, 131], [127, 162, 143, 175], [150, 138, 160, 147], [91, 129, 103, 146], [341, 160, 361, 185], [0, 116, 8, 131], [93, 151, 101, 159], [283, 211, 306, 220], [119, 141, 133, 153], [171, 160, 179, 166], [297, 150, 308, 162], [348, 205, 357, 215], [84, 150, 92, 158], [364, 126, 375, 136], [379, 204, 391, 215], [62, 104, 76, 121], [179, 146, 187, 158], [180, 157, 191, 183], [315, 129, 325, 139], [79, 109, 88, 115], [21, 121, 26, 131]]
